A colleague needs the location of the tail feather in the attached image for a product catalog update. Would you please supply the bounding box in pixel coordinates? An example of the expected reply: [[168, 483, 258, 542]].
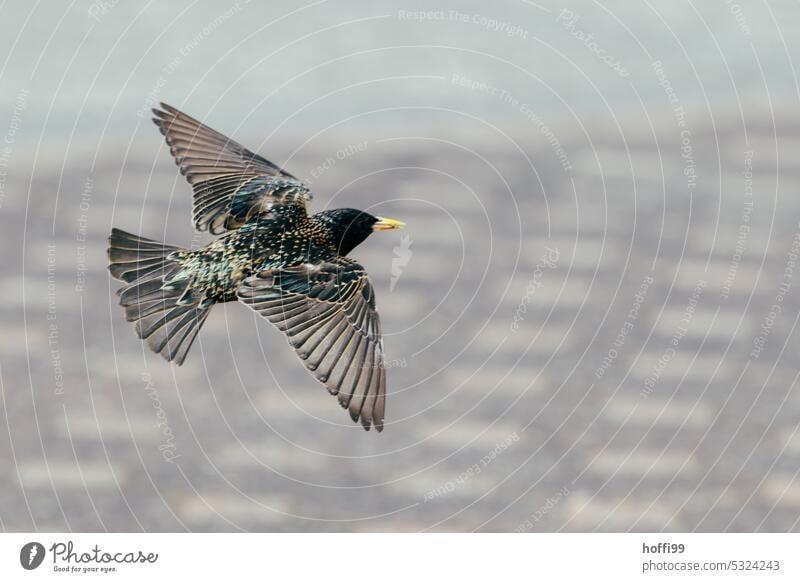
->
[[125, 296, 180, 322], [109, 228, 181, 251], [137, 304, 210, 365], [119, 278, 171, 306], [110, 258, 182, 283], [108, 228, 211, 366]]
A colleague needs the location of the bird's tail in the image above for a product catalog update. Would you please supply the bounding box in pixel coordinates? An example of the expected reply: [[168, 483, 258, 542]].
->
[[108, 228, 211, 365]]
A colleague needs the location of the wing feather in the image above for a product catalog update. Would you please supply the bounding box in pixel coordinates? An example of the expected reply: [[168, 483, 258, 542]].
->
[[152, 103, 312, 234], [237, 257, 386, 431]]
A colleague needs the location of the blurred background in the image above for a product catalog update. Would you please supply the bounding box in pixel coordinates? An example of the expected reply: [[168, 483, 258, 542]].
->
[[1, 0, 800, 532]]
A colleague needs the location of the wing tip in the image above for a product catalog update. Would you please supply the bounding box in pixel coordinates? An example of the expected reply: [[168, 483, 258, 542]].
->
[[157, 102, 178, 114], [151, 103, 179, 130]]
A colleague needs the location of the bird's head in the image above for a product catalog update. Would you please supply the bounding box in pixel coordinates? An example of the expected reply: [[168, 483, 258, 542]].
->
[[314, 208, 405, 256]]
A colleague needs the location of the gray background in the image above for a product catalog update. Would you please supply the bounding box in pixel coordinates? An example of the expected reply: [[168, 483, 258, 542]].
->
[[1, 0, 800, 531]]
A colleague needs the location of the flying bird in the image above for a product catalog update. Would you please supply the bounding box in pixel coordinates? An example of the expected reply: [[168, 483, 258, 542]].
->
[[107, 103, 404, 431]]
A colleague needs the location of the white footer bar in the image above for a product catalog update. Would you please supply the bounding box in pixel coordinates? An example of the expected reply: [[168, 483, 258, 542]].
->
[[1, 533, 797, 581]]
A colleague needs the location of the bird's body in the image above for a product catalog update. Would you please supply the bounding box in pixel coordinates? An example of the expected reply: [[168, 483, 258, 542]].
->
[[107, 103, 403, 431], [166, 206, 331, 305]]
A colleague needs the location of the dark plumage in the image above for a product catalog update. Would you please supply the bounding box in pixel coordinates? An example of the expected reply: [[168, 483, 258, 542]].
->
[[107, 103, 404, 431]]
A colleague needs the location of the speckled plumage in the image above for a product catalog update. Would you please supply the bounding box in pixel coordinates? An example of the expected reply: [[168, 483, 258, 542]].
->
[[165, 205, 336, 304], [107, 103, 403, 431]]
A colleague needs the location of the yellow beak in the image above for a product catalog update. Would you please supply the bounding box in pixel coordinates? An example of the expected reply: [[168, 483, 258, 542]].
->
[[372, 217, 405, 231]]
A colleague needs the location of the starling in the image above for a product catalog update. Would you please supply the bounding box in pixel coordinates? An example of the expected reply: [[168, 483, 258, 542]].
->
[[107, 103, 404, 431]]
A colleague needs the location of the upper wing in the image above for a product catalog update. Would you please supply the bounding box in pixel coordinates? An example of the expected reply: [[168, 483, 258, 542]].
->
[[152, 103, 312, 234], [237, 257, 386, 431]]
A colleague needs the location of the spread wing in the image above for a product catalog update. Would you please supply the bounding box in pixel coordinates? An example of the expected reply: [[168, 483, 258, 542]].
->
[[237, 257, 386, 431], [152, 103, 312, 234]]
